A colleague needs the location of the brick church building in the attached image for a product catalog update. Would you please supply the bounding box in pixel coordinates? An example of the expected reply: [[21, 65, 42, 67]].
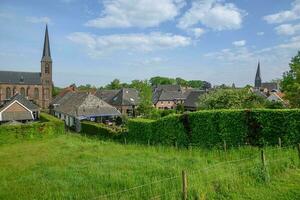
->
[[0, 25, 53, 109]]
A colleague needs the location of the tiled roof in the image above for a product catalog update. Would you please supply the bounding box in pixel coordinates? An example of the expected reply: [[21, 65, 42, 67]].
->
[[0, 93, 39, 112], [184, 90, 206, 108], [54, 92, 121, 118], [95, 89, 120, 102], [261, 82, 279, 91], [0, 71, 41, 85], [153, 84, 182, 92], [109, 88, 139, 106]]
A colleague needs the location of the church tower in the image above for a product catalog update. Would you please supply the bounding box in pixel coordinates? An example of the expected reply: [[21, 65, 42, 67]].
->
[[254, 61, 262, 88], [40, 25, 53, 108]]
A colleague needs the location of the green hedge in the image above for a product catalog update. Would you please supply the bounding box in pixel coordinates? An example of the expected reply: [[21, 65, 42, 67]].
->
[[0, 113, 65, 141], [127, 118, 154, 144], [80, 121, 125, 139], [189, 110, 248, 148], [127, 109, 300, 148]]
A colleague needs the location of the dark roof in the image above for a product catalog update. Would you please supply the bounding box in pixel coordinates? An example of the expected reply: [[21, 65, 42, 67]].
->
[[95, 89, 120, 103], [184, 90, 206, 108], [153, 84, 182, 92], [0, 93, 39, 112], [153, 89, 185, 103], [42, 25, 52, 62], [0, 94, 39, 121], [261, 82, 279, 91], [54, 92, 121, 118], [0, 71, 41, 85], [109, 88, 139, 106], [50, 91, 74, 106]]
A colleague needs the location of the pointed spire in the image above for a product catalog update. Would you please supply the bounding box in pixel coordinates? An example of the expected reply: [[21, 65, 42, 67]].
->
[[42, 24, 51, 61], [255, 61, 262, 88]]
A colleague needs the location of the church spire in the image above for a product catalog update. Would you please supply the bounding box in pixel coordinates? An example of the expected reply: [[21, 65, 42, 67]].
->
[[255, 61, 262, 88], [41, 24, 51, 61]]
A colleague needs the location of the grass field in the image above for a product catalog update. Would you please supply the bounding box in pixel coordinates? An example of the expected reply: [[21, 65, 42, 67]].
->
[[0, 132, 300, 200]]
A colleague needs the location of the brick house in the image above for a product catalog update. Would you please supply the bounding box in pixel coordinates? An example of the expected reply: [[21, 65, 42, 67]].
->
[[0, 25, 53, 109], [0, 94, 39, 123], [95, 88, 139, 116], [52, 92, 121, 131]]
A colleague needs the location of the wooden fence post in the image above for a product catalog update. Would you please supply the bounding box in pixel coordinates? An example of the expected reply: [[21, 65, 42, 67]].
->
[[261, 149, 269, 182], [297, 143, 300, 161], [278, 137, 282, 148], [223, 140, 227, 153], [182, 170, 187, 200], [124, 137, 127, 145]]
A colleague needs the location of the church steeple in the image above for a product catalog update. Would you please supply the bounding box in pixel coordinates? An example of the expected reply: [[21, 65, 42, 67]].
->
[[41, 24, 51, 61], [255, 61, 262, 88]]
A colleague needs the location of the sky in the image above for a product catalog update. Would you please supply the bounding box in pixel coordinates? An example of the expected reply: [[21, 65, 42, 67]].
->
[[0, 0, 300, 87]]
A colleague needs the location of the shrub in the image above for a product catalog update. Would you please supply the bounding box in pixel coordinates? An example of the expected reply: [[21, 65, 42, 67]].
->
[[80, 121, 125, 139], [189, 110, 248, 148], [128, 109, 300, 148], [0, 112, 65, 139], [127, 118, 154, 144]]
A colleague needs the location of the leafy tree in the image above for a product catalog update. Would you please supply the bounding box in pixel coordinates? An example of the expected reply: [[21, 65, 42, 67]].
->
[[175, 77, 188, 86], [105, 79, 122, 89], [281, 51, 300, 107], [149, 76, 176, 86], [52, 85, 62, 97], [135, 80, 154, 116], [77, 84, 96, 91], [187, 80, 203, 88], [198, 89, 266, 109]]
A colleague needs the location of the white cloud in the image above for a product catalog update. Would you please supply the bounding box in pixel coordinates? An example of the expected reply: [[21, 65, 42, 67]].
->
[[232, 40, 246, 47], [275, 23, 300, 35], [67, 32, 191, 57], [177, 0, 246, 31], [85, 0, 185, 28], [26, 16, 51, 24], [189, 28, 205, 38], [263, 0, 300, 24], [257, 32, 264, 36]]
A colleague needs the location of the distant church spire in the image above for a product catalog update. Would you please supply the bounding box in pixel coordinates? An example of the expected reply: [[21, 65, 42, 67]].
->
[[255, 61, 262, 88], [41, 24, 51, 61]]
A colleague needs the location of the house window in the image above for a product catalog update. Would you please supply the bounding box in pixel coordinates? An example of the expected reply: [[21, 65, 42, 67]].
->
[[26, 87, 30, 96], [34, 88, 39, 99], [13, 87, 16, 95], [6, 87, 11, 99], [20, 87, 25, 96]]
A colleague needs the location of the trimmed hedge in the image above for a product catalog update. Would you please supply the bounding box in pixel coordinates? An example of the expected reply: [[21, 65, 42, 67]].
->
[[0, 113, 65, 139], [80, 121, 125, 139], [127, 109, 300, 148]]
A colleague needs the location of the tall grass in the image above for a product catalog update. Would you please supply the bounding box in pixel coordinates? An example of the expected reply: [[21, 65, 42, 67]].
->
[[0, 132, 299, 200]]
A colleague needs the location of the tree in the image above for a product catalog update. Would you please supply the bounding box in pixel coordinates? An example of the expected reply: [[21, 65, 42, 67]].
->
[[187, 80, 203, 88], [105, 79, 122, 89], [149, 76, 176, 86], [134, 80, 154, 116], [281, 51, 300, 107], [198, 89, 266, 109], [175, 77, 188, 86]]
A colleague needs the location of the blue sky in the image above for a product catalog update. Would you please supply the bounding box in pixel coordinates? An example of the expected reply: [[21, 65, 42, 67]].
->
[[0, 0, 299, 87]]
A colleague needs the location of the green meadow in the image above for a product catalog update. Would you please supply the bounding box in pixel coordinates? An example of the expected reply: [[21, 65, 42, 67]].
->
[[0, 132, 300, 200]]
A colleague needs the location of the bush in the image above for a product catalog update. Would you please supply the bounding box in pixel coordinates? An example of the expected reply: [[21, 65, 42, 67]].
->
[[127, 109, 300, 148], [127, 118, 154, 144], [0, 113, 65, 140], [80, 121, 125, 139], [189, 110, 248, 148]]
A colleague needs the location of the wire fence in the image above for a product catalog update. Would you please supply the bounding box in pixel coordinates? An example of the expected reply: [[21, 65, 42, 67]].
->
[[92, 147, 300, 200]]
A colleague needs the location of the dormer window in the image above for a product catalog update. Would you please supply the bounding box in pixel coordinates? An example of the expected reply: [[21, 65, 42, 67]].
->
[[20, 76, 24, 83]]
